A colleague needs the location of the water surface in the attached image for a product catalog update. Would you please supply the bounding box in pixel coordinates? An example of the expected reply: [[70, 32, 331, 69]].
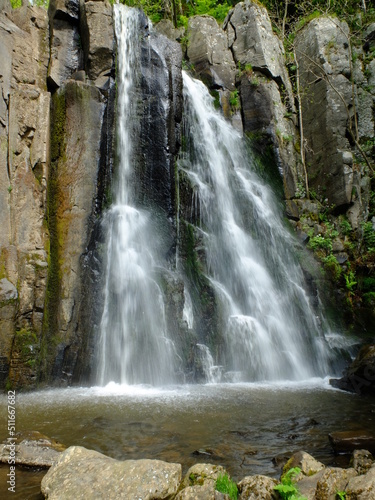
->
[[1, 380, 375, 499]]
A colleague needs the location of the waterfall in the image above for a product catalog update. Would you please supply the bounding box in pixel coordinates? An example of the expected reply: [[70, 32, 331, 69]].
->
[[96, 5, 333, 387], [97, 5, 176, 385], [196, 344, 222, 384], [180, 72, 331, 381]]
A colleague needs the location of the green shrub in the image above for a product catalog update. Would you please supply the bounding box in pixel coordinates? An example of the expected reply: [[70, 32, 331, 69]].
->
[[323, 254, 342, 282], [274, 467, 307, 500], [362, 221, 375, 250], [363, 292, 375, 307], [308, 234, 333, 253], [229, 90, 240, 112], [215, 474, 238, 500], [362, 277, 375, 292]]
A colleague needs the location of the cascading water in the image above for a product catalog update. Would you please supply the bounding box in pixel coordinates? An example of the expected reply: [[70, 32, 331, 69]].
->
[[97, 5, 177, 385], [180, 72, 332, 381], [97, 5, 333, 386]]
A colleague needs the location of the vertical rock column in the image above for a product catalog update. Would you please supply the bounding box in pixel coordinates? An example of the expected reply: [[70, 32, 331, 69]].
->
[[223, 0, 301, 199], [294, 17, 355, 210], [40, 0, 114, 385], [0, 4, 50, 388]]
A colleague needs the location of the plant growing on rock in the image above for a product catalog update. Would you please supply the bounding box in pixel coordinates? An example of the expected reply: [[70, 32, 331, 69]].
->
[[229, 90, 240, 113], [215, 474, 238, 500], [274, 467, 307, 500]]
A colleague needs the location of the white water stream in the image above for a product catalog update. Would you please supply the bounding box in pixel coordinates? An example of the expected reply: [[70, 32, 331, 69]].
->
[[97, 5, 334, 386], [180, 72, 332, 381], [97, 6, 176, 385]]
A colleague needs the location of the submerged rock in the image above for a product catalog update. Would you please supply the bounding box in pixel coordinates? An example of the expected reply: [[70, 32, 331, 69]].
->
[[329, 430, 375, 455], [0, 431, 65, 468], [41, 446, 182, 499]]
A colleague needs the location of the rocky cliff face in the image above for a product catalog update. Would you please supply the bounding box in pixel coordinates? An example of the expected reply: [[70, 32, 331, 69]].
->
[[0, 0, 373, 389], [0, 4, 50, 388]]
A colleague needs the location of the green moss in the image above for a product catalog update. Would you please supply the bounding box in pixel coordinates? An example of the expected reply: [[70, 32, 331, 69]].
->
[[210, 89, 221, 110], [38, 90, 66, 381], [0, 250, 7, 280]]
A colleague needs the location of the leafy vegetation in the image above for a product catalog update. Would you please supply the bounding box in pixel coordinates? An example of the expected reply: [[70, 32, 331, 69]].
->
[[336, 491, 347, 500], [215, 474, 238, 500], [11, 0, 49, 7], [274, 467, 307, 500]]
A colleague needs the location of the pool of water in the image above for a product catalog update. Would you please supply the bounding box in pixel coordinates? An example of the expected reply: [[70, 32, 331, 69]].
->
[[1, 379, 375, 499]]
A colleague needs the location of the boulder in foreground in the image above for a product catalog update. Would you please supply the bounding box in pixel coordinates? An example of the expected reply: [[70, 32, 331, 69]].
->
[[41, 446, 182, 499]]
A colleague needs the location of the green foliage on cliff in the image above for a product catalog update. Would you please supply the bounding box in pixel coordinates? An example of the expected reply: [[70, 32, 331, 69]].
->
[[118, 0, 232, 25], [10, 0, 49, 8], [263, 0, 375, 35], [116, 0, 374, 29]]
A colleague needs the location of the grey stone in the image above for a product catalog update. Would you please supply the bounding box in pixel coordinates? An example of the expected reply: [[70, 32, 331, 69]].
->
[[238, 474, 278, 499], [347, 464, 375, 498], [367, 59, 375, 90], [297, 469, 326, 500], [156, 19, 184, 42], [0, 431, 65, 468], [79, 0, 114, 80], [48, 0, 80, 23], [294, 17, 354, 209], [315, 467, 357, 500], [180, 463, 227, 490], [351, 449, 374, 475], [41, 446, 182, 499], [225, 0, 293, 104], [48, 0, 83, 89], [224, 1, 299, 198], [283, 451, 325, 480], [0, 278, 18, 302], [187, 15, 236, 90], [0, 0, 11, 14], [175, 482, 216, 499], [330, 345, 375, 395], [43, 81, 105, 380]]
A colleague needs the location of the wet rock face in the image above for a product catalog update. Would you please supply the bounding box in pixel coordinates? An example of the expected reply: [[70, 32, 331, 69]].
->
[[137, 20, 182, 223], [330, 344, 375, 395], [48, 0, 83, 89]]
